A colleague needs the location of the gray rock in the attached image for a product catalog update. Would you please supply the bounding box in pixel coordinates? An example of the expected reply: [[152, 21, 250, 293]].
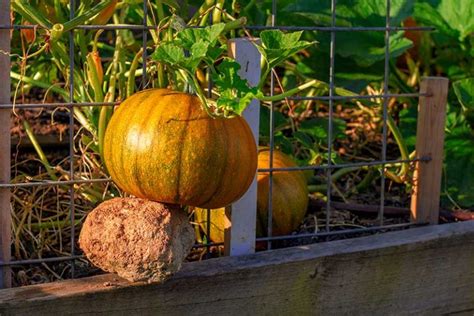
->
[[79, 198, 194, 283]]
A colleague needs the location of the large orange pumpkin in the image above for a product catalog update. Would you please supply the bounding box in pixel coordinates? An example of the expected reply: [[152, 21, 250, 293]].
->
[[194, 149, 309, 242], [104, 88, 257, 209]]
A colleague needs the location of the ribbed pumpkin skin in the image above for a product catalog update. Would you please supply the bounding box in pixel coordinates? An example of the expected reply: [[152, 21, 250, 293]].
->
[[256, 149, 309, 237], [194, 149, 309, 242], [104, 88, 257, 209]]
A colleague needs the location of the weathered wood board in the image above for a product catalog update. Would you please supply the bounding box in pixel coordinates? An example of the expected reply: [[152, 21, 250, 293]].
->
[[1, 221, 473, 315]]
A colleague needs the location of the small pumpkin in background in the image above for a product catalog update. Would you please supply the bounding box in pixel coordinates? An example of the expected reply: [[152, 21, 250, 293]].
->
[[256, 148, 309, 237], [194, 207, 228, 244], [194, 148, 309, 242], [104, 88, 257, 209]]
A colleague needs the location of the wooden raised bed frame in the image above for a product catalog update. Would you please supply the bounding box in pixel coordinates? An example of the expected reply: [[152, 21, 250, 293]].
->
[[1, 221, 473, 315]]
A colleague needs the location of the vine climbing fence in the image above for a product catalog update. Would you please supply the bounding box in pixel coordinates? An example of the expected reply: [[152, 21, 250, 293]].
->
[[0, 0, 450, 290]]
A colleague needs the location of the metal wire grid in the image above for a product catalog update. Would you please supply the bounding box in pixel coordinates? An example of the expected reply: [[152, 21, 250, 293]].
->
[[0, 0, 430, 270]]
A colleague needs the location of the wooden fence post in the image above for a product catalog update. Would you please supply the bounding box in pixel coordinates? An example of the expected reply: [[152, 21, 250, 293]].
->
[[0, 0, 11, 288], [224, 38, 261, 256], [410, 77, 449, 224]]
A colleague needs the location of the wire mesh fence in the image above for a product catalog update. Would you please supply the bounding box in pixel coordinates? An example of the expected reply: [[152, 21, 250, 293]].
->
[[0, 0, 438, 287]]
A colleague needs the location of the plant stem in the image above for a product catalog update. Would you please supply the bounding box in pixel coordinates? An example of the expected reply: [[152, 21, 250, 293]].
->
[[10, 72, 68, 98], [86, 52, 104, 102], [260, 79, 318, 102], [188, 0, 215, 25], [22, 120, 57, 181], [156, 0, 165, 22], [127, 48, 144, 97], [223, 17, 246, 32], [53, 0, 67, 23], [26, 219, 83, 231], [387, 115, 410, 177], [50, 0, 116, 40], [213, 0, 224, 24], [308, 167, 359, 193], [11, 0, 52, 28], [98, 24, 123, 161]]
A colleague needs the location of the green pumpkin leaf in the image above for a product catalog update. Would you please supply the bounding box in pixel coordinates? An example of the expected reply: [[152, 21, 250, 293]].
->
[[453, 78, 474, 110], [212, 58, 262, 115], [152, 23, 226, 73], [444, 125, 474, 207], [152, 43, 185, 65], [152, 42, 204, 73], [299, 118, 347, 144], [258, 30, 316, 70], [177, 23, 226, 49]]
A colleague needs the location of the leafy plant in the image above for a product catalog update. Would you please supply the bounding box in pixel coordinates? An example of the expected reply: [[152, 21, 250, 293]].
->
[[411, 0, 474, 207], [152, 22, 317, 117]]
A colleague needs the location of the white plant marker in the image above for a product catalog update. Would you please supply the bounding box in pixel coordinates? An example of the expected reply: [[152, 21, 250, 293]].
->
[[224, 38, 262, 256]]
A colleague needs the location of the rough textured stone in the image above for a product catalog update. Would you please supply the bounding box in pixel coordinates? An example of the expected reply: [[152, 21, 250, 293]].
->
[[79, 198, 194, 283]]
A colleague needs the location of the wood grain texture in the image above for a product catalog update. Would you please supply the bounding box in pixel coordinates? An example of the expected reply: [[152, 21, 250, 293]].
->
[[410, 77, 449, 225], [0, 0, 11, 288], [1, 221, 473, 315], [225, 38, 261, 256]]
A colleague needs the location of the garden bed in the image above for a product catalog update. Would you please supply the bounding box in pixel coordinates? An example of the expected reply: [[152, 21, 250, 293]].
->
[[1, 220, 473, 315]]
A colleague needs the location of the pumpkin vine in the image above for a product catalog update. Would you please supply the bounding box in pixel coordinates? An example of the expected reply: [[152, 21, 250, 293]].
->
[[152, 17, 319, 118]]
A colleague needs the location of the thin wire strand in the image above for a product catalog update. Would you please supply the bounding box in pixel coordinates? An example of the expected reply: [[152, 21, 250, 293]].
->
[[266, 0, 277, 250], [0, 178, 112, 188], [0, 93, 429, 109], [380, 0, 391, 225], [256, 222, 416, 242], [0, 157, 429, 189], [326, 0, 337, 233], [205, 11, 213, 258], [0, 24, 435, 32], [68, 0, 76, 278], [0, 223, 417, 267], [141, 0, 148, 88]]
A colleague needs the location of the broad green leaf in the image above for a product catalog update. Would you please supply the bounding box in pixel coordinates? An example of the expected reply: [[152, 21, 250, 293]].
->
[[284, 0, 414, 27], [336, 32, 413, 67], [274, 131, 294, 154], [177, 23, 225, 49], [152, 42, 204, 72], [152, 23, 227, 73], [299, 118, 347, 144], [152, 43, 186, 66], [259, 107, 289, 137], [212, 59, 262, 115], [415, 0, 474, 41], [444, 125, 474, 207], [437, 0, 474, 41], [453, 78, 474, 110], [293, 131, 315, 150], [413, 2, 458, 39], [258, 30, 316, 69]]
